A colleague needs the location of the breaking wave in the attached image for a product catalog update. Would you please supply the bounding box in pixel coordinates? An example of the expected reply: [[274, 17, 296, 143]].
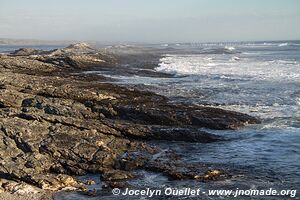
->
[[155, 54, 300, 81], [200, 47, 238, 54]]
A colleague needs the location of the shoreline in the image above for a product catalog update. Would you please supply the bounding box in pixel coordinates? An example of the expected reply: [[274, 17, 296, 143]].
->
[[0, 43, 260, 199]]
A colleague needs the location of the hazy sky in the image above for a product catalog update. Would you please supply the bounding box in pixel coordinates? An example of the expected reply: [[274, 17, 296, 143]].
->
[[0, 0, 299, 43]]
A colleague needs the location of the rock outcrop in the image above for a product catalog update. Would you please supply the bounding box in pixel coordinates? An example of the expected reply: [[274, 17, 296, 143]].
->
[[0, 44, 260, 194]]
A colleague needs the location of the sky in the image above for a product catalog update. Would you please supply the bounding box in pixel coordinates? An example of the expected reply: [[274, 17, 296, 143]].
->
[[0, 0, 299, 43]]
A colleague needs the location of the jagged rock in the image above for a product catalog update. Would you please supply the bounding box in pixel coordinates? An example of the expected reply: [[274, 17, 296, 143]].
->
[[0, 45, 260, 194], [101, 169, 134, 181], [49, 42, 95, 56], [12, 48, 44, 56], [33, 42, 117, 68], [66, 43, 92, 49], [2, 181, 41, 195], [85, 179, 95, 185]]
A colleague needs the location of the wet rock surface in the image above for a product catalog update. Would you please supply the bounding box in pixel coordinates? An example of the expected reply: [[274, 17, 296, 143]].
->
[[0, 44, 260, 196]]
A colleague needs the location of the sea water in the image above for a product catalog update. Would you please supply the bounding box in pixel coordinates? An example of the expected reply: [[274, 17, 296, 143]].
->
[[81, 41, 300, 199], [151, 41, 300, 195]]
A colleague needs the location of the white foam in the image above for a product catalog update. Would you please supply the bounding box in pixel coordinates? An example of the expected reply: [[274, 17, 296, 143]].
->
[[156, 54, 300, 81], [225, 46, 235, 51], [297, 98, 300, 106], [278, 43, 289, 47], [230, 56, 240, 61]]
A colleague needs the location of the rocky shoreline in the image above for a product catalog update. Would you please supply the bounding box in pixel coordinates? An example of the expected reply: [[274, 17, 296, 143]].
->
[[0, 43, 260, 199]]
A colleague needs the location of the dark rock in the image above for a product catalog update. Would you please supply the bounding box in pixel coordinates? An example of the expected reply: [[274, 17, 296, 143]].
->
[[101, 170, 134, 181], [0, 44, 260, 192], [12, 48, 44, 56], [102, 181, 130, 189]]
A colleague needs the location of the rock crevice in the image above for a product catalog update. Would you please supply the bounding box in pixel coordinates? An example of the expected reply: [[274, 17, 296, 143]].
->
[[0, 44, 260, 193]]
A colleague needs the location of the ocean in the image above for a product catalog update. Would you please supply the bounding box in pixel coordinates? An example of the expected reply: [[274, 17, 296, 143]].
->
[[152, 41, 300, 195], [78, 41, 300, 199]]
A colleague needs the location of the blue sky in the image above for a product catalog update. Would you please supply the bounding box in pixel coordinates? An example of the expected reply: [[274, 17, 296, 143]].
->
[[0, 0, 299, 43]]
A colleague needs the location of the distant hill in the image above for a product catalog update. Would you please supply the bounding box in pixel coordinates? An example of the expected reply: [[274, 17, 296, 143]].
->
[[0, 38, 74, 46]]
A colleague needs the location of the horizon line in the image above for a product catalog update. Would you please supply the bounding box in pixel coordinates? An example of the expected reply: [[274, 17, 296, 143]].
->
[[0, 37, 300, 45]]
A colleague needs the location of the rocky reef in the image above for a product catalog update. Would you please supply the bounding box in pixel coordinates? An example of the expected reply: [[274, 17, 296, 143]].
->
[[0, 43, 260, 197]]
